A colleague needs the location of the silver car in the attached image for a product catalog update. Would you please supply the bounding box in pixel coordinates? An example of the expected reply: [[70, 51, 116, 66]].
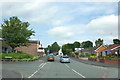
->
[[60, 56, 70, 63]]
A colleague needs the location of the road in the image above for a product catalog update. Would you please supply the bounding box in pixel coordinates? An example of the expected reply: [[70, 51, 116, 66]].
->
[[2, 56, 118, 78]]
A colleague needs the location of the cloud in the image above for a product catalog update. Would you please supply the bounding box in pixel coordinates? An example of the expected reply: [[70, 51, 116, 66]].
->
[[2, 2, 59, 25], [48, 26, 74, 39], [58, 39, 85, 46], [87, 14, 118, 36], [51, 16, 74, 26], [48, 14, 118, 46], [47, 24, 85, 39]]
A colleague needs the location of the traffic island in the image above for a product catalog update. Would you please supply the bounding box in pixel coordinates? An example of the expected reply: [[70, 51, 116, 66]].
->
[[1, 53, 41, 62]]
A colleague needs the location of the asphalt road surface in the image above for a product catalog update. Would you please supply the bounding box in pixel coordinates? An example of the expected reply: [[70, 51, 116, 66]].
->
[[2, 56, 118, 78]]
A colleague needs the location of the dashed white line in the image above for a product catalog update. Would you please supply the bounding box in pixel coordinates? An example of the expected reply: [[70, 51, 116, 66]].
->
[[28, 63, 46, 78], [72, 69, 86, 78]]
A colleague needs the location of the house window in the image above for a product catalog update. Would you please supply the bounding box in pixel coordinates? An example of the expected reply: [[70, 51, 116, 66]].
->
[[105, 51, 107, 56]]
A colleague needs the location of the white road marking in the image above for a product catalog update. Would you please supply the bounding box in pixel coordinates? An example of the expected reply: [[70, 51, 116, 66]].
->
[[28, 63, 46, 78], [72, 69, 86, 78], [39, 63, 44, 67], [65, 64, 70, 68], [92, 65, 107, 69], [65, 64, 86, 78], [41, 63, 46, 68]]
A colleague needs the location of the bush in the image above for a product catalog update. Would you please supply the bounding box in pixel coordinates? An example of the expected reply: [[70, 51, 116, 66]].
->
[[102, 56, 110, 59], [85, 53, 91, 57], [109, 56, 120, 60], [74, 52, 79, 55], [90, 56, 97, 58], [80, 54, 85, 57]]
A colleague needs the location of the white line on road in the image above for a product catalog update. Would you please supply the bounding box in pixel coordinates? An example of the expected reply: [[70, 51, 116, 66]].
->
[[65, 64, 86, 78], [41, 63, 46, 69], [92, 65, 107, 69], [39, 63, 44, 67], [65, 64, 70, 68], [28, 63, 46, 78], [72, 69, 86, 78]]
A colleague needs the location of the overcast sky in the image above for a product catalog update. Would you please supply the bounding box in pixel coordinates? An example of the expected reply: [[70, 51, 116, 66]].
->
[[1, 0, 118, 47]]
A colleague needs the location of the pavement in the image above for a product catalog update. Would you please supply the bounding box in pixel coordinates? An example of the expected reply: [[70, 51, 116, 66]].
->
[[70, 57, 119, 68], [2, 69, 23, 79]]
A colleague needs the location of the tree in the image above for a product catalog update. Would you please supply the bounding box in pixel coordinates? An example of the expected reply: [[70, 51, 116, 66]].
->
[[49, 42, 60, 53], [95, 38, 103, 46], [1, 16, 35, 51], [113, 39, 120, 44], [81, 41, 93, 49], [73, 41, 80, 48], [62, 44, 72, 55], [0, 29, 2, 38], [62, 43, 74, 55], [67, 43, 74, 51]]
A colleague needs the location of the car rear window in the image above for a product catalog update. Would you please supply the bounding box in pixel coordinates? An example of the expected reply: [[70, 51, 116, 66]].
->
[[48, 55, 54, 57], [62, 56, 69, 58]]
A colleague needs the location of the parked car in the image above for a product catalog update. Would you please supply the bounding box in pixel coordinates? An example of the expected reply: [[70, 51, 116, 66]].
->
[[47, 55, 54, 61], [60, 56, 70, 63]]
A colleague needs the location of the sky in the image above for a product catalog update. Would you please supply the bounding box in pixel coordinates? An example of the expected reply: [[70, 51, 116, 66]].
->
[[0, 0, 119, 47]]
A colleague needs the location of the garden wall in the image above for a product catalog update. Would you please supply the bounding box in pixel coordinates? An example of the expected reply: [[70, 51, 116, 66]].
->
[[88, 58, 120, 64]]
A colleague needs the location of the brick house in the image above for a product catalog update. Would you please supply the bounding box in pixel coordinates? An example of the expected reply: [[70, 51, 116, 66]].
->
[[101, 44, 120, 56], [15, 40, 45, 56], [94, 45, 107, 56]]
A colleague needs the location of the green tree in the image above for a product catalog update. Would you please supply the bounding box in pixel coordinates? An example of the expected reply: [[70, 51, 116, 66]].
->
[[95, 38, 103, 46], [73, 41, 80, 48], [1, 16, 35, 51], [81, 41, 93, 49], [62, 43, 74, 55], [50, 42, 60, 53], [113, 39, 120, 44], [67, 43, 74, 51], [62, 44, 72, 55]]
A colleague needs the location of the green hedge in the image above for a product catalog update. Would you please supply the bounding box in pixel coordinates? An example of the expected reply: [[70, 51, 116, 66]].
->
[[1, 53, 34, 59]]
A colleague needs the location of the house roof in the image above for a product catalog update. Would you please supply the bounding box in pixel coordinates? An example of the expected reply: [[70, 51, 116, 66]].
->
[[1, 42, 11, 49], [95, 45, 107, 52], [102, 44, 120, 51], [81, 46, 98, 53], [29, 40, 40, 44]]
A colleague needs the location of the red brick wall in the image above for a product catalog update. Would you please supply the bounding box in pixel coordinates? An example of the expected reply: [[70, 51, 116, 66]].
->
[[15, 43, 42, 56], [104, 59, 120, 64]]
